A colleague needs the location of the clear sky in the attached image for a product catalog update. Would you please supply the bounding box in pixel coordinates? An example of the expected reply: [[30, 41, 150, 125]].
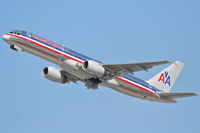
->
[[0, 0, 199, 133]]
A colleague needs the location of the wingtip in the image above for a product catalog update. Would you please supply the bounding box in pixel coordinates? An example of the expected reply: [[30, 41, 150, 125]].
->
[[192, 93, 198, 96], [164, 60, 171, 63], [186, 93, 198, 96]]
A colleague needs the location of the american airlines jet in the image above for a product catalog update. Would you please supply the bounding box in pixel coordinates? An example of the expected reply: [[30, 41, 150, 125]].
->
[[2, 30, 197, 103]]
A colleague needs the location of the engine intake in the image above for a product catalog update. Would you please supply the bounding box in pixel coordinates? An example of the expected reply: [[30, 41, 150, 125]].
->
[[42, 66, 67, 83], [82, 60, 105, 78]]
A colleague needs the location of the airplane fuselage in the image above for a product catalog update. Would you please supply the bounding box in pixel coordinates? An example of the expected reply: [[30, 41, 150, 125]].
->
[[2, 30, 177, 103]]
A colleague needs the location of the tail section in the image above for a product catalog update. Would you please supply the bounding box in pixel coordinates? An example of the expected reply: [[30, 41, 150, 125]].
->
[[147, 61, 184, 93]]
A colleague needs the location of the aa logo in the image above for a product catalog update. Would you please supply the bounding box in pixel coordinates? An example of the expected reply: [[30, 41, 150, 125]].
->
[[158, 71, 170, 86]]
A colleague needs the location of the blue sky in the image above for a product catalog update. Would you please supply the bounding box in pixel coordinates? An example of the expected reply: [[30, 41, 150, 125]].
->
[[0, 0, 199, 133]]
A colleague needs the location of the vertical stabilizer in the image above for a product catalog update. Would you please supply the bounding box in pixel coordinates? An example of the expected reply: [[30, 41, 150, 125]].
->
[[147, 61, 184, 93]]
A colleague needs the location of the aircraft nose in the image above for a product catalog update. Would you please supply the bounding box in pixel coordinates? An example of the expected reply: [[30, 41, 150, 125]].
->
[[2, 34, 10, 40]]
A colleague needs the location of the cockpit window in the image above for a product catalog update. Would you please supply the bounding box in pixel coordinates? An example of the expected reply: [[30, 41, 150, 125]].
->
[[9, 31, 20, 35]]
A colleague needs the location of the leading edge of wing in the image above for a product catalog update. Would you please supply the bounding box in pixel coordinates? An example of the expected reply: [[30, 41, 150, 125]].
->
[[102, 60, 171, 75], [103, 60, 171, 67]]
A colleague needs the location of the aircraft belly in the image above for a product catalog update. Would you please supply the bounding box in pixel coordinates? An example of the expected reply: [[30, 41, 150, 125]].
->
[[101, 79, 146, 99]]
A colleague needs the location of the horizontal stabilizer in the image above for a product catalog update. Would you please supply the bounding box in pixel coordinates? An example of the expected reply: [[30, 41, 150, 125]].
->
[[159, 92, 198, 99]]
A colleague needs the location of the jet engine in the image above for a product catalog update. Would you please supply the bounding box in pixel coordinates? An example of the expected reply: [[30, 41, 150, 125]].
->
[[42, 66, 68, 83], [82, 60, 105, 78]]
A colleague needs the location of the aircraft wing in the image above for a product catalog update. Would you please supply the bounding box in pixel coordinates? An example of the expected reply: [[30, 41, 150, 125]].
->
[[102, 60, 170, 79], [61, 70, 80, 83], [159, 92, 198, 99]]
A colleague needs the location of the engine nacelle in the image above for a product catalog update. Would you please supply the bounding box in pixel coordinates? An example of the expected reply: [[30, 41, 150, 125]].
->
[[82, 60, 105, 78], [42, 66, 67, 83]]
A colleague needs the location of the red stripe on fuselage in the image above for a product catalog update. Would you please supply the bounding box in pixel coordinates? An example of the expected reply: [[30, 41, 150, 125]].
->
[[116, 77, 155, 94], [6, 34, 84, 64]]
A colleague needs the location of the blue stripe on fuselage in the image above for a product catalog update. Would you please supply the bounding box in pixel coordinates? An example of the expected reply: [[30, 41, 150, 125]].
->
[[122, 74, 158, 92], [19, 31, 99, 63]]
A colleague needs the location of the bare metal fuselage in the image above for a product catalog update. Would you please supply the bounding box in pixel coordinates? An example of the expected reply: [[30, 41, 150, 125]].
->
[[5, 35, 176, 103]]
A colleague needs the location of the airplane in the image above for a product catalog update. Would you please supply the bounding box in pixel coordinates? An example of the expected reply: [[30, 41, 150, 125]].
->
[[2, 30, 197, 103]]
